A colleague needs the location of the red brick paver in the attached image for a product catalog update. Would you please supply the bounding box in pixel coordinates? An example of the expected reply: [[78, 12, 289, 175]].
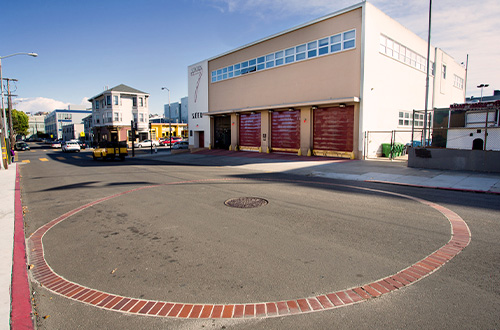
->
[[27, 178, 471, 319]]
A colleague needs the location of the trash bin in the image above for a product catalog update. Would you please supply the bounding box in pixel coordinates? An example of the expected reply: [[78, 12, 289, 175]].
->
[[382, 143, 392, 157], [394, 143, 404, 157]]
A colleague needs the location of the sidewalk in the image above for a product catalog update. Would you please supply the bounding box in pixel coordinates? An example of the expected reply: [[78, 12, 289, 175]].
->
[[152, 149, 500, 194], [0, 165, 17, 330]]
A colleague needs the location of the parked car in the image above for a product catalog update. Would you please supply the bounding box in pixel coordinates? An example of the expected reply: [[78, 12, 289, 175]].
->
[[14, 141, 30, 151], [62, 141, 81, 152], [158, 138, 169, 146], [134, 139, 159, 148], [77, 141, 87, 149], [160, 137, 182, 146], [51, 141, 62, 148], [172, 141, 189, 149]]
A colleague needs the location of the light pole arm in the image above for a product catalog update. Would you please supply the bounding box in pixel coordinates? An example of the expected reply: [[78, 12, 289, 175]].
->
[[0, 53, 38, 60]]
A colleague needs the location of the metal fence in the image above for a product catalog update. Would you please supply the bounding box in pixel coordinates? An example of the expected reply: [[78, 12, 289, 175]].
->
[[364, 130, 418, 159]]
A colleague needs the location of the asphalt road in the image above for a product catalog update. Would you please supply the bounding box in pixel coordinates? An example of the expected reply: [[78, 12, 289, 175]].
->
[[17, 143, 500, 329]]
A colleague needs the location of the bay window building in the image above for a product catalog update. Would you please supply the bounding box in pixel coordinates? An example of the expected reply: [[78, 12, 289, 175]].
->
[[88, 84, 150, 144]]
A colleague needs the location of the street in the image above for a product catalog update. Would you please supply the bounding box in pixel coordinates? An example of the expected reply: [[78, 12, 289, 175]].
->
[[16, 143, 500, 329]]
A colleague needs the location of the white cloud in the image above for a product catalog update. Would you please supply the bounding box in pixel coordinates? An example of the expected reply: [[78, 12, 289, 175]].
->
[[15, 97, 69, 114], [79, 97, 92, 107], [14, 97, 91, 114], [206, 0, 352, 16]]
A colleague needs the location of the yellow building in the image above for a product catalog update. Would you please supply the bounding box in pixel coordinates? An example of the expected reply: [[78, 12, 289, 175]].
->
[[149, 123, 188, 140]]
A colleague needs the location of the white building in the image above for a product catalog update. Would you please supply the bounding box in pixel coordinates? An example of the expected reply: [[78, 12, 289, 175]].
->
[[44, 106, 91, 140], [188, 61, 210, 148], [62, 123, 84, 141], [88, 84, 150, 143], [188, 1, 466, 158], [27, 113, 46, 137]]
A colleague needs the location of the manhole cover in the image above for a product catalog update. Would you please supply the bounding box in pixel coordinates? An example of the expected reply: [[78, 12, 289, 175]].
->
[[224, 197, 268, 208]]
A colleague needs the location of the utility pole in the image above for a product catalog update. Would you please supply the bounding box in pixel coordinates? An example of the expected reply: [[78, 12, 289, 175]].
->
[[5, 78, 19, 150], [1, 77, 18, 165], [0, 102, 7, 169], [423, 0, 432, 147]]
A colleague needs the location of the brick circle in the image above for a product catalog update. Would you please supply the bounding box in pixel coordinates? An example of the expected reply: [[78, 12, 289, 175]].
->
[[27, 178, 471, 318]]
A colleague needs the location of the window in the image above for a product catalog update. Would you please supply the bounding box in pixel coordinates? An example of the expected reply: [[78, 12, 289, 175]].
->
[[275, 51, 284, 66], [140, 97, 144, 107], [114, 112, 121, 121], [331, 34, 342, 52], [318, 37, 329, 55], [442, 64, 447, 79], [454, 74, 464, 89], [114, 95, 119, 105], [266, 53, 275, 68], [379, 34, 430, 74], [399, 111, 432, 127], [133, 97, 137, 107], [285, 47, 295, 64], [307, 41, 317, 58], [106, 95, 111, 106], [399, 111, 410, 126], [139, 113, 144, 122], [295, 44, 306, 61], [211, 28, 357, 83]]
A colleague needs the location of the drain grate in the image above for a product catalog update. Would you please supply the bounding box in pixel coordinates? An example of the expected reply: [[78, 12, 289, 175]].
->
[[224, 197, 268, 209]]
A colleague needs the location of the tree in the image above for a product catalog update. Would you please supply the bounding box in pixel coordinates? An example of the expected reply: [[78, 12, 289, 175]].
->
[[12, 109, 29, 136]]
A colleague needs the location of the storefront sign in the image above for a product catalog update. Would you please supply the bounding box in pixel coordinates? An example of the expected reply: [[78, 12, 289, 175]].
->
[[450, 100, 500, 110]]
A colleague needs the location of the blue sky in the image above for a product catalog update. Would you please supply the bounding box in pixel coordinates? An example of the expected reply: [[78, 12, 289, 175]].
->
[[3, 0, 499, 115]]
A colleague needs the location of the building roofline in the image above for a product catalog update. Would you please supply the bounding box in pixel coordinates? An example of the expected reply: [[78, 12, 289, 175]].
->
[[203, 1, 365, 63], [88, 84, 150, 102], [51, 109, 92, 113]]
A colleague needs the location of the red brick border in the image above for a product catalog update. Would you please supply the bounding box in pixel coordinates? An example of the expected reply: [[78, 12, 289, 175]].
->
[[27, 179, 470, 319], [11, 166, 35, 329]]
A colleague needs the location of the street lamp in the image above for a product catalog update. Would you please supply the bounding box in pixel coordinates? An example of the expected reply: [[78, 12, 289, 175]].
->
[[423, 0, 432, 147], [161, 87, 171, 143], [477, 84, 489, 102], [0, 52, 38, 170]]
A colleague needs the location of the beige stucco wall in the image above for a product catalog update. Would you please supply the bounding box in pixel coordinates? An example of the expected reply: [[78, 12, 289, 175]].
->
[[208, 7, 362, 113]]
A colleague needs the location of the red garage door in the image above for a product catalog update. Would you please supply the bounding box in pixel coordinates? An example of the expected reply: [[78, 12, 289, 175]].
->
[[239, 113, 261, 148], [271, 110, 300, 151], [313, 106, 354, 152]]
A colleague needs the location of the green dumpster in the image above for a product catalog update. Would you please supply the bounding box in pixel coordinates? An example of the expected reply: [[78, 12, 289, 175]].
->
[[382, 143, 392, 157]]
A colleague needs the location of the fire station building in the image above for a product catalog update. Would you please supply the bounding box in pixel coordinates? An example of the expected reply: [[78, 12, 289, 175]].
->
[[188, 2, 466, 159]]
